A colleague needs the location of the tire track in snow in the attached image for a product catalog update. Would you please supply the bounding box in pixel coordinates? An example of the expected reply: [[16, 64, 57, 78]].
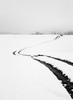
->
[[32, 56, 73, 99], [13, 34, 73, 99], [13, 34, 63, 56]]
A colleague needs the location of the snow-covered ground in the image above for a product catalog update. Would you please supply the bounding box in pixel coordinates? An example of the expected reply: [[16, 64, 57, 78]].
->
[[0, 35, 73, 100]]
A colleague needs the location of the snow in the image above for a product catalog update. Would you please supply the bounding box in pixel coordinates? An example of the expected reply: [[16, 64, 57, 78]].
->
[[0, 35, 73, 100]]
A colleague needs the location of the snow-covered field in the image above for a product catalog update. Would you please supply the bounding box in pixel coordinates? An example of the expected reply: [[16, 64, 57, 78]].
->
[[0, 35, 73, 100]]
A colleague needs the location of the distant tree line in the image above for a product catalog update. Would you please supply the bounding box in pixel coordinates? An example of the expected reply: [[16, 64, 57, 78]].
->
[[31, 31, 73, 35]]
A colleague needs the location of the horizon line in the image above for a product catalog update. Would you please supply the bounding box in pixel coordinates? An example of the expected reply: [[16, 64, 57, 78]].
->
[[0, 31, 73, 35]]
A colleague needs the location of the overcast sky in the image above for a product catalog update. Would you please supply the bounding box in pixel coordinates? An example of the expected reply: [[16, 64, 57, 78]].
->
[[0, 0, 73, 34]]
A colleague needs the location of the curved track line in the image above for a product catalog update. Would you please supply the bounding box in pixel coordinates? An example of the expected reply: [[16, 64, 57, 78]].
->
[[13, 51, 17, 55], [32, 54, 73, 66], [54, 34, 63, 40], [13, 34, 73, 67], [13, 35, 63, 56]]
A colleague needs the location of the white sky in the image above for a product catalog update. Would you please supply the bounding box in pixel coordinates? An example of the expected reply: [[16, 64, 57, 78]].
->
[[0, 0, 73, 34]]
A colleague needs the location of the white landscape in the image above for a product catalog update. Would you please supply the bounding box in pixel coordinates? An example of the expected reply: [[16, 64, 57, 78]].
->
[[0, 35, 73, 100], [0, 0, 73, 99]]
